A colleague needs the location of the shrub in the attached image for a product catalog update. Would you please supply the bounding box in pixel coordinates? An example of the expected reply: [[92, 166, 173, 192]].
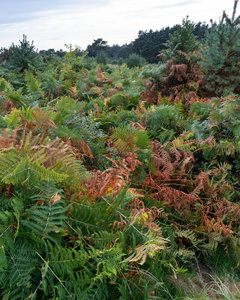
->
[[118, 57, 124, 66], [126, 53, 145, 68], [8, 35, 39, 72]]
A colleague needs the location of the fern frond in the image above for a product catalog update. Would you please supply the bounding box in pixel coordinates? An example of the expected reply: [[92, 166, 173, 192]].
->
[[111, 125, 137, 155], [199, 232, 222, 256], [21, 199, 68, 243], [1, 243, 37, 300], [125, 234, 167, 265], [0, 130, 90, 189], [175, 229, 199, 248]]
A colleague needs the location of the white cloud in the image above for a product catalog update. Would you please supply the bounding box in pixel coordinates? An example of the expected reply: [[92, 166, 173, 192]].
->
[[0, 0, 237, 50]]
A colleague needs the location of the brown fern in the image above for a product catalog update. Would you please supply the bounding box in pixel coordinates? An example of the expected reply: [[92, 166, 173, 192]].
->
[[96, 67, 113, 85]]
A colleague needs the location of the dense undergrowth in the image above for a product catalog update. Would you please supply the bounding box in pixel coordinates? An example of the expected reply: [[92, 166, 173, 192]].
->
[[0, 6, 240, 300]]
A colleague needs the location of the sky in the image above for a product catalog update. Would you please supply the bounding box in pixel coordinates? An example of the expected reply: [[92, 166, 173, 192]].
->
[[0, 0, 238, 51]]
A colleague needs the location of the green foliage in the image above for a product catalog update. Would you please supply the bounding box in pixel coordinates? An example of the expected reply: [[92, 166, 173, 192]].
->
[[208, 94, 240, 140], [8, 35, 40, 72], [87, 38, 108, 57], [200, 7, 240, 96], [126, 54, 146, 68], [161, 17, 200, 63], [64, 44, 88, 71], [98, 110, 140, 132], [96, 50, 108, 65], [0, 77, 13, 92], [146, 104, 183, 138], [110, 124, 151, 155], [25, 71, 44, 102], [1, 27, 240, 298], [0, 130, 89, 191], [118, 57, 124, 66], [189, 101, 212, 120], [108, 92, 140, 110]]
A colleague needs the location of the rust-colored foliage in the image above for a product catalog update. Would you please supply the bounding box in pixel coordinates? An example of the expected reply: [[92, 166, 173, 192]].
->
[[64, 137, 94, 163], [0, 128, 19, 149], [128, 198, 168, 233], [79, 150, 142, 201], [143, 138, 240, 241], [162, 56, 202, 106], [5, 184, 13, 198], [141, 82, 159, 104], [96, 67, 113, 85], [4, 99, 18, 113], [30, 106, 58, 133], [0, 92, 18, 115], [144, 51, 213, 107]]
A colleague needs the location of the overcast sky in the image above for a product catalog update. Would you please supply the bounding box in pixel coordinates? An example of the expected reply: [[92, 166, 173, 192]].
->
[[0, 0, 238, 51]]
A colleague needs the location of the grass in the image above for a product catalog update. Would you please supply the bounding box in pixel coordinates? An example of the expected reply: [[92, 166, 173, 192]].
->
[[162, 251, 240, 300]]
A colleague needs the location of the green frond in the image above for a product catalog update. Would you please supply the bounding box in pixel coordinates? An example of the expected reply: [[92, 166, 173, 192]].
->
[[217, 140, 236, 156], [0, 211, 15, 251], [198, 232, 222, 256], [0, 77, 13, 92], [55, 125, 83, 141], [68, 200, 114, 236], [1, 243, 38, 300], [175, 229, 199, 248], [0, 131, 90, 190], [89, 230, 119, 249], [36, 241, 126, 299], [111, 125, 137, 154], [157, 128, 175, 144], [110, 124, 151, 156], [32, 161, 69, 183], [0, 239, 8, 272], [146, 104, 181, 138], [21, 200, 69, 243], [171, 131, 196, 151], [25, 71, 43, 100], [4, 106, 34, 128]]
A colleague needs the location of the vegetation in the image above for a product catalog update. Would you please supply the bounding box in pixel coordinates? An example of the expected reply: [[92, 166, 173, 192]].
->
[[38, 21, 209, 64], [0, 3, 240, 299], [200, 3, 240, 96]]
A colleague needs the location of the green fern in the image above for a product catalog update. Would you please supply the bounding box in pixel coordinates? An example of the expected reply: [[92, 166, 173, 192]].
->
[[0, 131, 89, 190], [21, 200, 68, 243], [25, 71, 43, 97], [1, 243, 38, 300]]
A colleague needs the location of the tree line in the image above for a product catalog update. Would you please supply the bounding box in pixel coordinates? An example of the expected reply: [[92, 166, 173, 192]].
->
[[38, 20, 209, 63]]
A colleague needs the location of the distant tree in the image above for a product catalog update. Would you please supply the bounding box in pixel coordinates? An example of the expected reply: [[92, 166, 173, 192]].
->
[[193, 21, 209, 40], [55, 49, 66, 57], [39, 49, 67, 57], [83, 23, 208, 64], [115, 43, 133, 59], [105, 44, 126, 59], [87, 38, 108, 57], [132, 27, 177, 63]]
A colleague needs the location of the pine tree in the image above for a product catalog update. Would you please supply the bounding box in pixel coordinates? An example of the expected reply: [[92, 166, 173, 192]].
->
[[8, 35, 39, 72], [161, 17, 200, 64], [200, 1, 240, 96]]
